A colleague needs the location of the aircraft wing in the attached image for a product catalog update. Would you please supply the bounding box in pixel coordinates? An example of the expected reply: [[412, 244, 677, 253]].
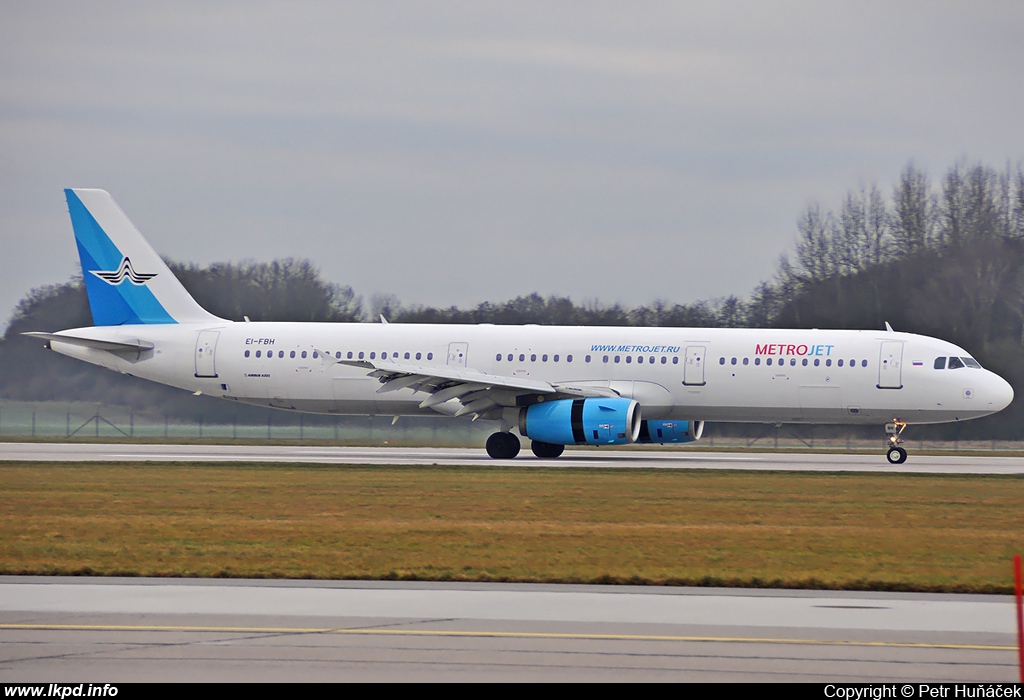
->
[[330, 356, 619, 418]]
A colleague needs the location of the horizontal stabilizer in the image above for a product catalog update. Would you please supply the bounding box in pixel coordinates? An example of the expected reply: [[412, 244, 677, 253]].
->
[[22, 332, 154, 353]]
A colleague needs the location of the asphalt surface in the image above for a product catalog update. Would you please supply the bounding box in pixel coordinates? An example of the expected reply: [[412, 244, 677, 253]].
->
[[0, 578, 1019, 682], [2, 442, 1024, 473]]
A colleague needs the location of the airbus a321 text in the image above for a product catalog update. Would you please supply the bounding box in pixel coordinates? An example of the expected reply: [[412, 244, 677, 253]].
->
[[26, 189, 1014, 463]]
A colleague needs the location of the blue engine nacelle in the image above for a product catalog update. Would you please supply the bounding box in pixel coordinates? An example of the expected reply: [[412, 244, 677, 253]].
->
[[518, 398, 642, 446], [636, 419, 704, 444]]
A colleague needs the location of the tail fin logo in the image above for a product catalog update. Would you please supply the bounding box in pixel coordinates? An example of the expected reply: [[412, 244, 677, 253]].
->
[[91, 257, 158, 286]]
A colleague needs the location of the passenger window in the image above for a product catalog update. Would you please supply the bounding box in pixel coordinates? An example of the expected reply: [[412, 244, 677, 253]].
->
[[381, 352, 387, 359], [861, 359, 867, 367], [334, 352, 340, 359], [743, 357, 749, 366], [554, 354, 560, 362], [427, 353, 433, 360], [814, 358, 819, 367], [837, 359, 843, 367], [519, 354, 525, 362], [255, 350, 261, 358], [626, 356, 632, 364], [825, 359, 831, 367], [301, 351, 308, 359], [754, 357, 760, 366], [649, 357, 654, 364], [766, 358, 773, 366], [567, 355, 573, 362], [730, 357, 737, 365], [313, 351, 320, 359], [790, 358, 796, 366], [358, 351, 364, 359], [416, 352, 422, 360], [530, 354, 537, 362], [662, 357, 668, 364], [507, 354, 513, 361], [368, 352, 374, 360], [614, 356, 621, 364], [719, 357, 726, 365], [542, 354, 548, 362], [347, 351, 353, 359], [637, 356, 643, 364], [801, 358, 807, 366], [495, 353, 502, 361], [603, 356, 609, 363], [947, 356, 964, 369], [405, 352, 410, 360], [244, 350, 250, 358]]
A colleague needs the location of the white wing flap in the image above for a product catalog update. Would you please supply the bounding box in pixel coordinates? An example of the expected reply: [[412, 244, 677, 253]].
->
[[338, 359, 556, 394], [335, 358, 621, 418]]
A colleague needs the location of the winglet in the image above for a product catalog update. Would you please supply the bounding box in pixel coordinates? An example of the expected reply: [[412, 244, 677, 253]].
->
[[884, 321, 894, 332]]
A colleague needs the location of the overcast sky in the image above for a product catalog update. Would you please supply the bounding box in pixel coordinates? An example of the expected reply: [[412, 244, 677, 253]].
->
[[2, 2, 1023, 327]]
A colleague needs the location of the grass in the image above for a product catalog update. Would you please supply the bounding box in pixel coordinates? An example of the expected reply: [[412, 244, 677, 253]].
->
[[1, 461, 1021, 592]]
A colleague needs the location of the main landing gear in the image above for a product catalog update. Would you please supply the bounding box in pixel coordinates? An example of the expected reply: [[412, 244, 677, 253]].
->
[[530, 440, 565, 459], [885, 420, 908, 464], [485, 432, 566, 459], [485, 431, 521, 459]]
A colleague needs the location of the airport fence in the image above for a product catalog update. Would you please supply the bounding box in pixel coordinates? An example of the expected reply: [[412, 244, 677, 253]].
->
[[0, 400, 1018, 452], [0, 401, 493, 446]]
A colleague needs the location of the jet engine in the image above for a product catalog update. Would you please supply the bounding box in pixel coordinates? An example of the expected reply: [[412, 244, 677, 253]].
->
[[519, 397, 642, 446], [636, 419, 704, 444]]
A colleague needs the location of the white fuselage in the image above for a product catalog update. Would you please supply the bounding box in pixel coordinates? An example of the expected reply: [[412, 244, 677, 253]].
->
[[48, 322, 1014, 426]]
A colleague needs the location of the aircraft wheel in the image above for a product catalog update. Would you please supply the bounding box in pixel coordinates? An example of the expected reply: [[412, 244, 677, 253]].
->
[[886, 446, 907, 464], [486, 432, 521, 459], [530, 440, 565, 459]]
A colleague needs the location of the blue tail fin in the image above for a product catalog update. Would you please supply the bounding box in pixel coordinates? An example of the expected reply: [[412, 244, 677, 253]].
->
[[66, 188, 221, 326]]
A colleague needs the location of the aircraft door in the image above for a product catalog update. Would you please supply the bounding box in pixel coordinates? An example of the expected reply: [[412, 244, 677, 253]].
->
[[878, 341, 904, 389], [683, 346, 706, 386], [447, 342, 469, 368], [194, 331, 219, 378]]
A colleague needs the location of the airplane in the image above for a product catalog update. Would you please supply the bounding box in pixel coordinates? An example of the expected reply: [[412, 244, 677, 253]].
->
[[24, 189, 1014, 464]]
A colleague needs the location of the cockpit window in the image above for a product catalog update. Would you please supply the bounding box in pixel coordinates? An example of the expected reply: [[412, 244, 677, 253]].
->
[[947, 356, 964, 369], [934, 357, 946, 370], [962, 357, 981, 369]]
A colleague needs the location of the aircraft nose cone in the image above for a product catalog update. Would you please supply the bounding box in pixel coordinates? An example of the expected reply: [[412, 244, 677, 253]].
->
[[990, 373, 1014, 412]]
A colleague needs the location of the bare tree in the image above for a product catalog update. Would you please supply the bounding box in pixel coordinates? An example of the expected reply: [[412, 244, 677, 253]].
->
[[865, 184, 891, 267], [891, 161, 933, 254], [963, 163, 999, 242], [836, 189, 868, 273], [794, 202, 837, 284], [1014, 163, 1024, 239]]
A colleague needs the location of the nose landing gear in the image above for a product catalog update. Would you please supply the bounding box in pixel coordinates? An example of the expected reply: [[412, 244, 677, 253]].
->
[[885, 420, 908, 464]]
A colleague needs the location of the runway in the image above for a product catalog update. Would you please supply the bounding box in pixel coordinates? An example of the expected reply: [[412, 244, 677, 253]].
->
[[2, 442, 1024, 473], [0, 578, 1019, 682]]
